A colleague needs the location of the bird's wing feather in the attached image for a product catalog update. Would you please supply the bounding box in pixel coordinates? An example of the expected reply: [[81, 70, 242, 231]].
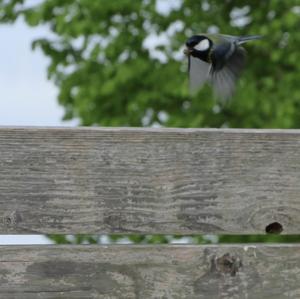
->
[[210, 46, 246, 100], [207, 33, 262, 45], [188, 55, 211, 94], [205, 34, 237, 45]]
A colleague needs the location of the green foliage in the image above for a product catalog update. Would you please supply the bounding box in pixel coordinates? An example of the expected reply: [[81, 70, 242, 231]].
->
[[47, 234, 300, 245], [2, 0, 300, 128], [1, 0, 300, 244]]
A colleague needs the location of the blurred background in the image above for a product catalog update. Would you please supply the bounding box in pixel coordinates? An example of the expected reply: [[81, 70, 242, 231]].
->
[[0, 0, 300, 244]]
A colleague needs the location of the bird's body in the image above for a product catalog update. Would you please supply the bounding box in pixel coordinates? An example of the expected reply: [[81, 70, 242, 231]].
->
[[184, 33, 261, 99]]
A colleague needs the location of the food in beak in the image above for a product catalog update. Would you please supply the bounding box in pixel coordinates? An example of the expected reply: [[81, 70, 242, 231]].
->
[[183, 48, 192, 56]]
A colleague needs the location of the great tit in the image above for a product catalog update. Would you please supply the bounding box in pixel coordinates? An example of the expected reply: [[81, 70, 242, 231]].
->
[[184, 34, 262, 99]]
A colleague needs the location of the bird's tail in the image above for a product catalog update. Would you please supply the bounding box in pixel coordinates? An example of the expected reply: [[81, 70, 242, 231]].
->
[[237, 35, 263, 44]]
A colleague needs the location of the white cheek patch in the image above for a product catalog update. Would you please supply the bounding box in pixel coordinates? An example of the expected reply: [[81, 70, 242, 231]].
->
[[195, 39, 210, 51]]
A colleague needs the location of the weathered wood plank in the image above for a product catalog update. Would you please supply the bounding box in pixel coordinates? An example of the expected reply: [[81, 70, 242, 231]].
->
[[0, 127, 300, 233], [0, 244, 299, 298]]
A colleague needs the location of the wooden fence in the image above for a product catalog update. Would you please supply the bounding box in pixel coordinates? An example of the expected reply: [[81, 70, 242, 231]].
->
[[0, 127, 299, 298]]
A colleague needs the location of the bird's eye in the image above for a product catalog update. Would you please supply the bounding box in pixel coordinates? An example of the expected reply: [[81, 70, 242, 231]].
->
[[195, 39, 210, 51]]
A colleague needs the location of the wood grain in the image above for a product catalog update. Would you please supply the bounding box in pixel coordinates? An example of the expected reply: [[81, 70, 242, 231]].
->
[[0, 244, 299, 298], [0, 127, 300, 234]]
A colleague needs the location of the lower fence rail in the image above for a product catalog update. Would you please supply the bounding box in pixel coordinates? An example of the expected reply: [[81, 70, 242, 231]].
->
[[0, 244, 299, 298]]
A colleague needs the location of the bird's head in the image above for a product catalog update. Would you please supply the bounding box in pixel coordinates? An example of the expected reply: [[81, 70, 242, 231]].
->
[[184, 35, 213, 62]]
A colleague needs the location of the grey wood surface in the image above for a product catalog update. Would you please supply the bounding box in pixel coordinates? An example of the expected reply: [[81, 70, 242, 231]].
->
[[0, 244, 298, 299], [0, 127, 300, 234]]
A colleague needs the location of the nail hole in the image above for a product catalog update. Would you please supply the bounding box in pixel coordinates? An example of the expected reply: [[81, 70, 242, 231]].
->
[[265, 222, 283, 234]]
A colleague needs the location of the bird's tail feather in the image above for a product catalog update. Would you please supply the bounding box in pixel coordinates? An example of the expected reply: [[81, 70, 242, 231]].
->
[[237, 35, 262, 44]]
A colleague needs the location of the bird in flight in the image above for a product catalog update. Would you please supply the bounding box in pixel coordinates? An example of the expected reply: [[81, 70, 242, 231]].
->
[[184, 34, 262, 99]]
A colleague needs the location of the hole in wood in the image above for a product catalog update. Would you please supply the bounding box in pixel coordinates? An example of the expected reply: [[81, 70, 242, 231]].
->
[[265, 222, 283, 234]]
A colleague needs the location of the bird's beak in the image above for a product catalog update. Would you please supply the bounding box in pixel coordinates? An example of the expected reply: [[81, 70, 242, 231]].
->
[[183, 48, 193, 56]]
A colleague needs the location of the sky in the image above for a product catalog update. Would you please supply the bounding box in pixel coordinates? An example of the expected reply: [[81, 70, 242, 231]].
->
[[0, 18, 77, 127]]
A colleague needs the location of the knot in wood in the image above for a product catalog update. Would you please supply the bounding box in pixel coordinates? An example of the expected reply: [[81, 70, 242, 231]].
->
[[3, 211, 22, 228], [214, 253, 242, 277]]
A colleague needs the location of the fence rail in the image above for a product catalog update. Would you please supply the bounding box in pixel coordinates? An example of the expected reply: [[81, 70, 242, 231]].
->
[[0, 127, 300, 234], [0, 244, 299, 299], [0, 127, 299, 298]]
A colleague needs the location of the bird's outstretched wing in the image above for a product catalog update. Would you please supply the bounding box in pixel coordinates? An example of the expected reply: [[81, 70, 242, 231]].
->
[[210, 46, 246, 100], [188, 55, 211, 94]]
